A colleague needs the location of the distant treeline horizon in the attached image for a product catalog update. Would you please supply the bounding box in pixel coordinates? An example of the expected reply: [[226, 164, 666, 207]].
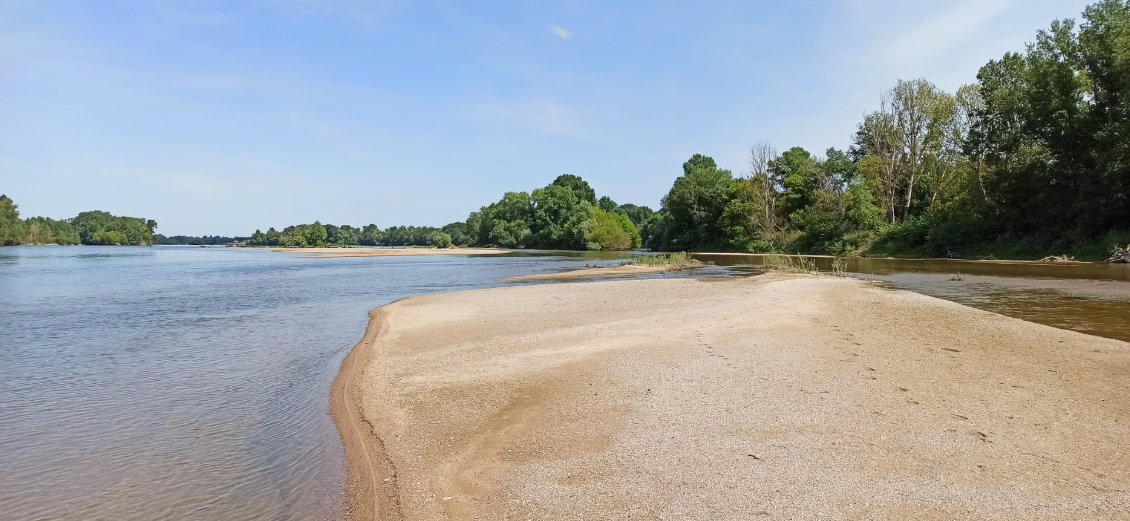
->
[[0, 195, 157, 246], [250, 1, 1130, 260], [6, 1, 1128, 260]]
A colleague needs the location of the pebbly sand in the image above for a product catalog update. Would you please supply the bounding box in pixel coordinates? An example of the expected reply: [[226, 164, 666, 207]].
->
[[332, 274, 1130, 520], [272, 247, 509, 258]]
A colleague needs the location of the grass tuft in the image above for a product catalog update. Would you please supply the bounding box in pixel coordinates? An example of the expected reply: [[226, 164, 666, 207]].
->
[[624, 252, 702, 271]]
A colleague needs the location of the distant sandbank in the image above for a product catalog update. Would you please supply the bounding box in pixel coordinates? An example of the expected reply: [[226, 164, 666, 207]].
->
[[271, 247, 510, 258], [502, 263, 701, 282], [334, 274, 1130, 520]]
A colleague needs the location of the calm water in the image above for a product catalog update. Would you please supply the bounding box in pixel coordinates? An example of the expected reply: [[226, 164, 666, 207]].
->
[[2, 248, 1127, 521], [702, 254, 1130, 342], [0, 246, 624, 521]]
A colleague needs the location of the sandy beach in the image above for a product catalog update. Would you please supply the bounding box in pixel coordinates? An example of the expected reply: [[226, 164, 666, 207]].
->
[[333, 274, 1130, 520], [273, 247, 510, 258]]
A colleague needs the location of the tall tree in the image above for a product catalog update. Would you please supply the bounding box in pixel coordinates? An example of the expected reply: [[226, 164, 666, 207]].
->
[[0, 195, 24, 245]]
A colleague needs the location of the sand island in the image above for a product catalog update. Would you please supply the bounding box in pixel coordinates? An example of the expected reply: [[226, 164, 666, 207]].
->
[[333, 273, 1130, 520]]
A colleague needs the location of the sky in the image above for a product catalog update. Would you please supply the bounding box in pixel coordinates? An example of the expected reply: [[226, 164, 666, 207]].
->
[[0, 0, 1096, 236]]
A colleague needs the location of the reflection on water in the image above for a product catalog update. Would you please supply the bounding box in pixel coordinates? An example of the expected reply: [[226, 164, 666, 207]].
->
[[702, 253, 1130, 343], [0, 246, 622, 521]]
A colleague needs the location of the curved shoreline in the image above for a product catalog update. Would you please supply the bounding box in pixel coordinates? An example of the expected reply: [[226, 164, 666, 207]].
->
[[333, 275, 1130, 519], [330, 306, 403, 521]]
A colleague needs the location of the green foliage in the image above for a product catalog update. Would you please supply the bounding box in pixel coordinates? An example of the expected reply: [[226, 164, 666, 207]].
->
[[71, 210, 156, 245], [650, 154, 735, 251], [584, 208, 635, 251], [248, 222, 456, 248], [441, 222, 471, 246], [153, 234, 247, 245], [431, 232, 453, 248], [624, 251, 700, 270], [0, 195, 25, 246], [551, 174, 597, 205], [23, 217, 80, 245], [968, 0, 1130, 236], [461, 174, 645, 251]]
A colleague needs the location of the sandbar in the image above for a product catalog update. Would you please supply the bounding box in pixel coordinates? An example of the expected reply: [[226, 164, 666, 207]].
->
[[334, 274, 1130, 520], [272, 247, 509, 258], [502, 263, 700, 282]]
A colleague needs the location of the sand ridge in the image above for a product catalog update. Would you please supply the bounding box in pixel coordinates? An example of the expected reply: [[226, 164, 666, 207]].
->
[[335, 274, 1130, 520]]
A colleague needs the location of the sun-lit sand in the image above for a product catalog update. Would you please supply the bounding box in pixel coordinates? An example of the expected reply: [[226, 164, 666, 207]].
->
[[270, 247, 509, 258], [334, 273, 1130, 520], [502, 263, 701, 282]]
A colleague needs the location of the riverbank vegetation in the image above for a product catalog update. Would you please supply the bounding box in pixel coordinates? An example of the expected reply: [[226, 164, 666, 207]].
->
[[0, 195, 156, 246], [462, 174, 648, 251], [639, 1, 1129, 261], [246, 174, 651, 251], [624, 252, 700, 271], [246, 222, 457, 248], [243, 2, 1128, 260]]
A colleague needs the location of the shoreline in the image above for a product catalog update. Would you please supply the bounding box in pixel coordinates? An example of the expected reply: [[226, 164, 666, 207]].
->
[[690, 251, 1120, 265], [333, 274, 1130, 519], [502, 263, 700, 282], [330, 307, 403, 521], [273, 247, 510, 258]]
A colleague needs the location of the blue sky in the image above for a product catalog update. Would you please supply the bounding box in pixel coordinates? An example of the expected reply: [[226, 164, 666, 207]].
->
[[1, 0, 1094, 236]]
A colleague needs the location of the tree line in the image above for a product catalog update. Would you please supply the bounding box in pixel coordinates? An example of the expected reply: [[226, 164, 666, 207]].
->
[[643, 0, 1128, 259], [246, 222, 462, 248], [12, 2, 1124, 259], [248, 174, 655, 251], [153, 235, 250, 245], [0, 195, 156, 246]]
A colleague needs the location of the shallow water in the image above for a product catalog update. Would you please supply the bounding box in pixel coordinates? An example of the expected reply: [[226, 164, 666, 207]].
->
[[0, 246, 617, 520], [2, 248, 1126, 520], [702, 254, 1130, 343]]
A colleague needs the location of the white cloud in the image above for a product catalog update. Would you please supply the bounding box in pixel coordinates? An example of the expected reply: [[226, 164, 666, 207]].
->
[[548, 25, 573, 40]]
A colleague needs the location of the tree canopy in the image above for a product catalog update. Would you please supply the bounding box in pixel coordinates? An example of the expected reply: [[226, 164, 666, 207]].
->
[[0, 195, 152, 246]]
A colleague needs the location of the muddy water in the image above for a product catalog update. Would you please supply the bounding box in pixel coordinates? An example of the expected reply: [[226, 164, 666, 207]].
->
[[699, 254, 1130, 343]]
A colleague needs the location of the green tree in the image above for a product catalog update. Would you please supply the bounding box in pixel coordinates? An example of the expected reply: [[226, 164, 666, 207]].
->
[[652, 154, 734, 250], [584, 208, 634, 251], [551, 174, 597, 205], [0, 195, 24, 246]]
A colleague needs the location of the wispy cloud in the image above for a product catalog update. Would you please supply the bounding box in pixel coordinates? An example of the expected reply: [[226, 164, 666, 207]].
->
[[548, 25, 573, 40]]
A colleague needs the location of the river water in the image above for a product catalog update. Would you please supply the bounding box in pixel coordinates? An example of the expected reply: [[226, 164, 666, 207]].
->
[[0, 246, 608, 520], [700, 254, 1130, 342], [1, 247, 1127, 520]]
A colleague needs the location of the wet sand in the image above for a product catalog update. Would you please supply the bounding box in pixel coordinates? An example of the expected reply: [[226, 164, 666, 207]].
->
[[502, 263, 700, 282], [273, 247, 509, 258], [334, 274, 1130, 520]]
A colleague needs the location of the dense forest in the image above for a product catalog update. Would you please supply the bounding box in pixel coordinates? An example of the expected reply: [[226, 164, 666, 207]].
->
[[0, 195, 157, 246]]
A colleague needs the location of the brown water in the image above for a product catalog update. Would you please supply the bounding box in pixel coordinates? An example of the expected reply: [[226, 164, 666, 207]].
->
[[699, 254, 1130, 343]]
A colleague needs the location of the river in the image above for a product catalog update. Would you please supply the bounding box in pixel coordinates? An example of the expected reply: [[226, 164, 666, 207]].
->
[[1, 246, 1126, 519]]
